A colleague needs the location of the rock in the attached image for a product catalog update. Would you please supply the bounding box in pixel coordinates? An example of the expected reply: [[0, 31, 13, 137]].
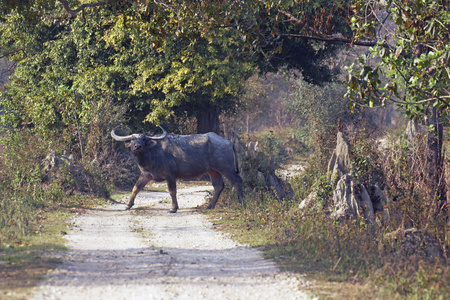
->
[[372, 184, 390, 223], [326, 131, 389, 226], [42, 150, 107, 196], [268, 174, 295, 200], [358, 185, 375, 224], [331, 174, 359, 219], [256, 171, 266, 186], [299, 192, 317, 210], [327, 132, 360, 220], [43, 150, 77, 171], [328, 132, 352, 186]]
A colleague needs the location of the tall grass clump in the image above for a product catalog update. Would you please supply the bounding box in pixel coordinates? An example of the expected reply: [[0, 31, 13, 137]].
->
[[0, 130, 70, 244]]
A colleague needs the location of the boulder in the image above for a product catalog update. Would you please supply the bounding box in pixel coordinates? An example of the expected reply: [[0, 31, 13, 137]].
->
[[326, 131, 388, 224], [42, 151, 107, 196], [238, 138, 295, 201], [268, 173, 295, 200], [328, 132, 352, 186], [331, 174, 360, 219], [371, 184, 390, 223], [256, 171, 266, 186], [359, 184, 375, 224], [43, 150, 77, 172], [299, 192, 318, 210]]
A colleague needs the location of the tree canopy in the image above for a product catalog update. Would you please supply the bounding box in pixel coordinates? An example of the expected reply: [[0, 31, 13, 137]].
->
[[0, 3, 255, 134], [1, 0, 361, 134], [345, 0, 450, 207], [346, 0, 450, 123]]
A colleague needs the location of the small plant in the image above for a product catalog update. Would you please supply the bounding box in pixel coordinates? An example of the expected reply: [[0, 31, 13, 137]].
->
[[313, 173, 333, 209], [350, 129, 385, 189]]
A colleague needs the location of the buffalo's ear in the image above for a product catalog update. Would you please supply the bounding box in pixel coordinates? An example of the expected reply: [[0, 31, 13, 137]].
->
[[125, 142, 132, 148], [145, 138, 158, 148]]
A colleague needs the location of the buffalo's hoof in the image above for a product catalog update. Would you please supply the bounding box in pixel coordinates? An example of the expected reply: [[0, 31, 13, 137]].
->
[[168, 209, 177, 213], [206, 204, 215, 209], [125, 206, 132, 211]]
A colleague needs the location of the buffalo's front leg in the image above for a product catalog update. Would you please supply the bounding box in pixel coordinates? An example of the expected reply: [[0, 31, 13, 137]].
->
[[167, 178, 179, 213], [126, 175, 152, 210]]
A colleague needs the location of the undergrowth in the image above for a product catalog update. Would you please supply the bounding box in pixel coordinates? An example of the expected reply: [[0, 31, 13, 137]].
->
[[208, 127, 450, 299], [211, 187, 449, 299], [0, 128, 126, 245], [0, 128, 109, 297], [0, 98, 134, 246]]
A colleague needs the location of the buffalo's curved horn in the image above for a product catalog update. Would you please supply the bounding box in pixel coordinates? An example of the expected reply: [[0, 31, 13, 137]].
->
[[146, 126, 168, 140], [111, 125, 141, 142]]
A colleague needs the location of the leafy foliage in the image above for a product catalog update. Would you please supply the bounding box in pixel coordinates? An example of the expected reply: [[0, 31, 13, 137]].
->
[[1, 0, 360, 85], [346, 0, 450, 123], [237, 131, 289, 192], [0, 5, 253, 134]]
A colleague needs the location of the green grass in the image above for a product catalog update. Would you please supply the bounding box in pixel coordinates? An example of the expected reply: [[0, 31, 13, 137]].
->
[[0, 210, 72, 299]]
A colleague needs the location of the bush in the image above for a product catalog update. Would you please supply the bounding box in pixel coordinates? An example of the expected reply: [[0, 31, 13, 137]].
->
[[379, 131, 448, 243], [0, 130, 68, 243], [238, 130, 289, 190], [0, 98, 134, 244]]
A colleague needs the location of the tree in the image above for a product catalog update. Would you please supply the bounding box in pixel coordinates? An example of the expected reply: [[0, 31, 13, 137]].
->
[[0, 5, 253, 134], [2, 0, 378, 135], [345, 0, 450, 209], [1, 0, 365, 84]]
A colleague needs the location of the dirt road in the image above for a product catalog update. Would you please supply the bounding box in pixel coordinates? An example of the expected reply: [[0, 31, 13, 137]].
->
[[31, 185, 310, 300]]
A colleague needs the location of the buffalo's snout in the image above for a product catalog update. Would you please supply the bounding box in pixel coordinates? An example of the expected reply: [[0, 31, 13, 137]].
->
[[133, 143, 143, 151]]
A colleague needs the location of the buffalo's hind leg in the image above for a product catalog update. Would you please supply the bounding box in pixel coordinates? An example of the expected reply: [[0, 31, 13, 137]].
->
[[223, 171, 244, 205], [126, 175, 152, 210], [167, 178, 179, 213], [207, 170, 225, 209]]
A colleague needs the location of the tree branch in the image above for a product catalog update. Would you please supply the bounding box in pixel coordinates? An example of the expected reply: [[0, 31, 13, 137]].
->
[[58, 0, 109, 17], [279, 33, 379, 47], [278, 9, 306, 31]]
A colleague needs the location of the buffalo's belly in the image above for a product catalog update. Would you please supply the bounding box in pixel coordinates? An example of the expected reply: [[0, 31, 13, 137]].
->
[[172, 158, 210, 179], [152, 178, 166, 183], [177, 171, 207, 180], [140, 169, 166, 182]]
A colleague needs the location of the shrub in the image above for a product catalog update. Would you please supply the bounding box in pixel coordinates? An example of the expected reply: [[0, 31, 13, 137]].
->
[[0, 98, 131, 244], [238, 130, 289, 191], [0, 130, 67, 243]]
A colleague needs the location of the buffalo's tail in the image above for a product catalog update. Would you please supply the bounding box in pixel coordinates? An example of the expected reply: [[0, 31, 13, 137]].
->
[[232, 144, 240, 174]]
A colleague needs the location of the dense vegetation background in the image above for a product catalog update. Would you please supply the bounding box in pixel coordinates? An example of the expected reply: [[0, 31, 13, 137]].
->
[[1, 0, 450, 298]]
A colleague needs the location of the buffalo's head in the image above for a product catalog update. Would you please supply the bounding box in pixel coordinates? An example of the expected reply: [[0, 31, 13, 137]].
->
[[111, 126, 168, 153]]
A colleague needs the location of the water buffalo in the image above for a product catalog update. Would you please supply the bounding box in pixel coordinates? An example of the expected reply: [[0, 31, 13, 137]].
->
[[111, 125, 244, 212]]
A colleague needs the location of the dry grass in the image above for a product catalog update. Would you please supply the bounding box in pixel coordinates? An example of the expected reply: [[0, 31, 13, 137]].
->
[[203, 127, 450, 299]]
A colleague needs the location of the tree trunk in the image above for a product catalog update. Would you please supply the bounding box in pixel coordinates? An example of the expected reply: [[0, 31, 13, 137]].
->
[[426, 107, 446, 208], [246, 114, 250, 135], [196, 105, 220, 134]]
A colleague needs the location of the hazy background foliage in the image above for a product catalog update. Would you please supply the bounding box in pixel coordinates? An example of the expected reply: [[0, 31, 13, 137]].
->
[[1, 0, 450, 297]]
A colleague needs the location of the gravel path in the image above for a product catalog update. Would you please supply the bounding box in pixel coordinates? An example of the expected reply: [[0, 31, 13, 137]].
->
[[31, 185, 310, 300]]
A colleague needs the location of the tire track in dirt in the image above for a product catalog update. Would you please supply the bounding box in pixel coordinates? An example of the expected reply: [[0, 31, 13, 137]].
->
[[31, 185, 310, 300]]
